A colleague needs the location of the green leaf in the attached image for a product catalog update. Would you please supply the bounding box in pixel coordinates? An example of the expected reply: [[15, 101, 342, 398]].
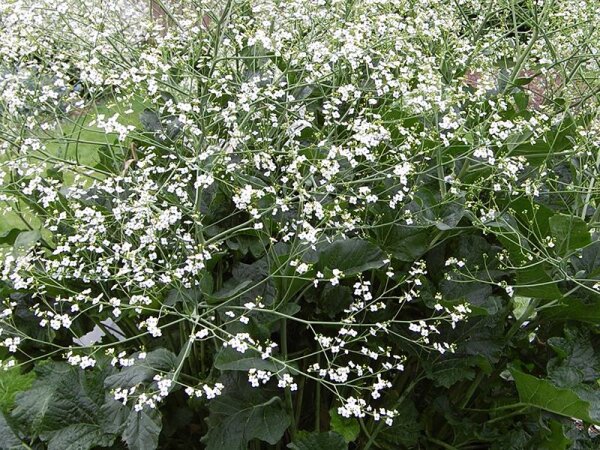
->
[[123, 408, 162, 450], [0, 229, 21, 246], [374, 224, 431, 261], [329, 408, 359, 443], [206, 280, 254, 305], [202, 373, 291, 450], [549, 214, 591, 254], [0, 363, 35, 413], [317, 238, 384, 276], [0, 412, 21, 449], [104, 348, 177, 389], [140, 109, 162, 132], [540, 297, 600, 324], [376, 400, 421, 449], [214, 346, 284, 373], [515, 261, 562, 299], [11, 362, 117, 450], [540, 420, 571, 450], [12, 230, 41, 256], [510, 368, 600, 424], [47, 424, 115, 450], [287, 431, 347, 450]]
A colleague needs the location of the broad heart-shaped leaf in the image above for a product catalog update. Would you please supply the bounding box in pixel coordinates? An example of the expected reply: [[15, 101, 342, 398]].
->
[[214, 346, 285, 372], [316, 238, 384, 276], [549, 214, 591, 255], [287, 431, 347, 450], [11, 362, 117, 450], [510, 368, 600, 424], [104, 348, 177, 389], [123, 408, 162, 450], [202, 373, 291, 450]]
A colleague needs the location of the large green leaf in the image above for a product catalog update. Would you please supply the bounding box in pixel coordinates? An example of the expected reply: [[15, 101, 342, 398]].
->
[[47, 424, 115, 450], [12, 230, 41, 256], [11, 362, 117, 450], [0, 364, 35, 413], [214, 346, 284, 372], [317, 238, 384, 276], [288, 431, 347, 450], [329, 408, 359, 443], [549, 214, 591, 255], [104, 348, 176, 389], [376, 400, 421, 449], [510, 368, 600, 424], [374, 224, 431, 261], [123, 408, 162, 450], [0, 413, 21, 450], [202, 373, 291, 450]]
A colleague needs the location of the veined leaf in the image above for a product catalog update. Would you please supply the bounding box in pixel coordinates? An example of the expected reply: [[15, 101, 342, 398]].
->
[[123, 408, 162, 450], [288, 431, 347, 450], [214, 346, 285, 373], [510, 368, 600, 424], [317, 238, 384, 276], [202, 373, 290, 450]]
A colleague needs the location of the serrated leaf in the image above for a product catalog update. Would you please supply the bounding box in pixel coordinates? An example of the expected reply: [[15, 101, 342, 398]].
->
[[510, 368, 600, 424], [288, 431, 347, 450], [11, 362, 117, 450], [202, 373, 290, 450], [123, 408, 162, 450], [317, 238, 384, 276], [47, 424, 115, 450]]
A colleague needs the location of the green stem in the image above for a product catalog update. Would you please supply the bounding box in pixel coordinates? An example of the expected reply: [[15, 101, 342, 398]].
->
[[281, 318, 296, 439]]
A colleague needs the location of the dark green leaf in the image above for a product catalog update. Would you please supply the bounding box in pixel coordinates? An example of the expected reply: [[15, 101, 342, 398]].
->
[[510, 368, 600, 423], [123, 408, 162, 450], [11, 362, 117, 450], [202, 373, 290, 450], [317, 238, 384, 276], [214, 346, 284, 372], [140, 109, 162, 132], [549, 214, 591, 254], [0, 364, 35, 413], [287, 431, 347, 450], [104, 348, 176, 389], [0, 412, 21, 450], [329, 408, 359, 443]]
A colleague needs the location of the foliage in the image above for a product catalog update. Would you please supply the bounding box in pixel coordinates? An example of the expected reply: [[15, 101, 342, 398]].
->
[[0, 0, 600, 449]]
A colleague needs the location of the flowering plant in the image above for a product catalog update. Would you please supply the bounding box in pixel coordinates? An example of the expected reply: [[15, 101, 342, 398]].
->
[[1, 0, 599, 448]]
